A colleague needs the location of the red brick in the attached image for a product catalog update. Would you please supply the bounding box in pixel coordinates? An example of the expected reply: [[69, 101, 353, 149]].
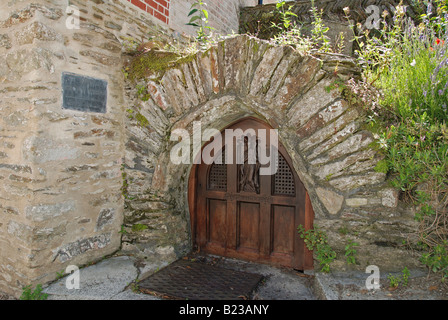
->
[[130, 0, 169, 24], [144, 0, 157, 9], [153, 10, 167, 23], [130, 0, 146, 11], [156, 0, 168, 8]]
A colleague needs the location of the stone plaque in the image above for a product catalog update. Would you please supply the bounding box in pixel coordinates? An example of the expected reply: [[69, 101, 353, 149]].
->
[[62, 72, 107, 113]]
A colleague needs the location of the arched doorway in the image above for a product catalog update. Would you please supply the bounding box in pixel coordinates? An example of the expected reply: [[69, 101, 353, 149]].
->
[[188, 117, 314, 270]]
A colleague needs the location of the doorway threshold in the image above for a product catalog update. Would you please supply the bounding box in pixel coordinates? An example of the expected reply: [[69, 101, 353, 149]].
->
[[138, 254, 264, 300]]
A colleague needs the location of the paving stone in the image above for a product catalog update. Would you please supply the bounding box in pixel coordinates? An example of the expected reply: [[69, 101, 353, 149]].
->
[[44, 256, 138, 300]]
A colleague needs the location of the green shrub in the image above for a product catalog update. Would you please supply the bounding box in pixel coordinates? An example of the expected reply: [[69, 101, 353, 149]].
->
[[345, 1, 448, 282], [297, 225, 336, 273], [269, 0, 340, 53], [420, 241, 448, 281]]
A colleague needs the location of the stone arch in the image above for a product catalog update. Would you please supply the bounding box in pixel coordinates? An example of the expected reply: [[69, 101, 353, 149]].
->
[[123, 34, 400, 269]]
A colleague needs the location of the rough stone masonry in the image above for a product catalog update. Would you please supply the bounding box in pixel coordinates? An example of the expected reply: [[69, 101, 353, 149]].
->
[[121, 33, 420, 280], [0, 0, 178, 297], [0, 0, 420, 298]]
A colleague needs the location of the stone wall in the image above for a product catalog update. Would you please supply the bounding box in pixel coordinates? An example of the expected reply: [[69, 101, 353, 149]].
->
[[123, 34, 420, 275], [240, 0, 421, 56], [0, 0, 176, 297], [0, 0, 422, 298]]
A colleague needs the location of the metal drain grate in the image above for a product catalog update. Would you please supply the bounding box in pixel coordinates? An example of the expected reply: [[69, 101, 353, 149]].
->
[[139, 258, 264, 300]]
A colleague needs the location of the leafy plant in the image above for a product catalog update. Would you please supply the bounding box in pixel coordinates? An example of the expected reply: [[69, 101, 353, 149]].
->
[[20, 284, 48, 300], [344, 239, 359, 265], [402, 266, 410, 286], [297, 225, 336, 273], [272, 1, 298, 30], [56, 269, 65, 280], [387, 273, 401, 289], [136, 84, 150, 101], [130, 280, 141, 293], [344, 1, 448, 282], [420, 241, 448, 281], [338, 225, 349, 236], [387, 267, 412, 289], [309, 0, 331, 52], [269, 0, 333, 53], [186, 0, 214, 44], [119, 225, 128, 235]]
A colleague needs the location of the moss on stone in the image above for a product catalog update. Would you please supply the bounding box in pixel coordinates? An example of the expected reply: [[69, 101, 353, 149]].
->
[[202, 47, 211, 58], [135, 112, 149, 127], [132, 224, 149, 232], [126, 48, 203, 86], [251, 38, 260, 54], [374, 159, 389, 174], [174, 54, 196, 67], [127, 50, 181, 82]]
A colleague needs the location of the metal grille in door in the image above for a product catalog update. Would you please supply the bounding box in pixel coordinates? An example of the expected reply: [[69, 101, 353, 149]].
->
[[208, 150, 227, 191], [273, 153, 295, 196]]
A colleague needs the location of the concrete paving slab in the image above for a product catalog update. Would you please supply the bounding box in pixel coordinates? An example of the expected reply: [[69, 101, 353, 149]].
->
[[313, 269, 447, 300], [44, 256, 138, 300], [39, 254, 447, 301]]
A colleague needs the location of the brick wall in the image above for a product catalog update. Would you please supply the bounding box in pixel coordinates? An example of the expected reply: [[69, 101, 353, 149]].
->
[[126, 0, 170, 24], [169, 0, 243, 36], [126, 0, 264, 37]]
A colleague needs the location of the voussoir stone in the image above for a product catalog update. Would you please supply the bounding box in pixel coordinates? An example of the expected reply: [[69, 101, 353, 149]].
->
[[287, 77, 337, 128], [315, 187, 344, 215], [249, 45, 285, 97]]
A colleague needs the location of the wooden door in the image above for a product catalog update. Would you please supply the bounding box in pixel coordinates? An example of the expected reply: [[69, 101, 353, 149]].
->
[[191, 118, 313, 270]]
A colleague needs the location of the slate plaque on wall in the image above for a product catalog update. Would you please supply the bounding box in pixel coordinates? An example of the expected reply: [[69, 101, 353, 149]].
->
[[62, 72, 108, 113]]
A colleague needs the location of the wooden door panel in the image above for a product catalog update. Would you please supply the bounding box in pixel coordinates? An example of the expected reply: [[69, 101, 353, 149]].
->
[[271, 205, 295, 255], [237, 201, 260, 252], [207, 199, 227, 247]]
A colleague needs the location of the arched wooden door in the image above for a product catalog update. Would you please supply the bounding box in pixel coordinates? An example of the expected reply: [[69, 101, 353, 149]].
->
[[189, 118, 314, 270]]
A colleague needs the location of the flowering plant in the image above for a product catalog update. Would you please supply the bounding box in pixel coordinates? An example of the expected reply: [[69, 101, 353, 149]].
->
[[346, 0, 448, 281]]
